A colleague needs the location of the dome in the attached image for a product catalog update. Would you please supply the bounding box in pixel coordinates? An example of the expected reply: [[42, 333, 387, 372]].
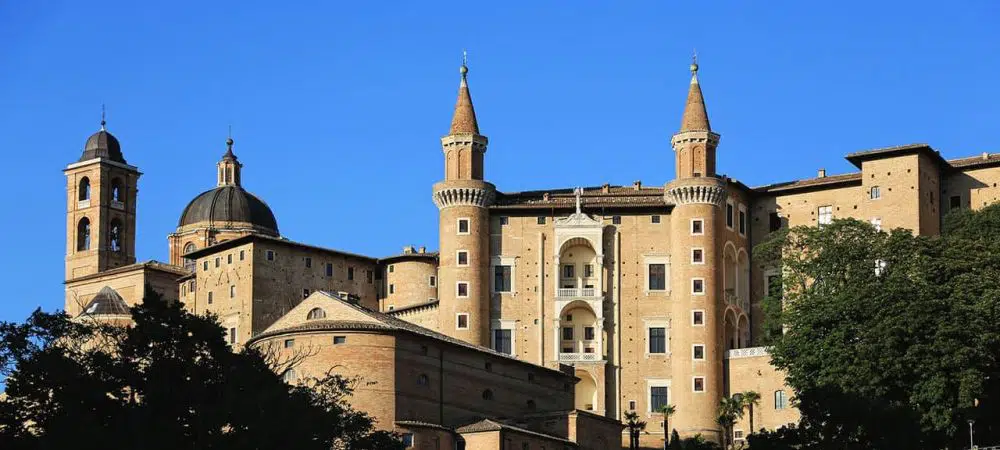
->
[[178, 185, 279, 234], [81, 129, 126, 163]]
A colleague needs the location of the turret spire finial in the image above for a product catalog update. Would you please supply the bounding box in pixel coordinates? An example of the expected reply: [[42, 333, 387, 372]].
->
[[449, 49, 479, 134], [227, 125, 234, 149], [460, 49, 469, 77], [100, 104, 106, 131], [691, 49, 699, 74]]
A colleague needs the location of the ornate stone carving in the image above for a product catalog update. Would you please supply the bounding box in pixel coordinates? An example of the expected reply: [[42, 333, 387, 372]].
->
[[432, 186, 495, 209], [664, 178, 727, 206]]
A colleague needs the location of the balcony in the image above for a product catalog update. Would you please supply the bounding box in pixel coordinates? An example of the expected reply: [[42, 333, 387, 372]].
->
[[111, 200, 125, 210], [556, 287, 597, 298], [558, 352, 603, 363], [724, 289, 749, 312]]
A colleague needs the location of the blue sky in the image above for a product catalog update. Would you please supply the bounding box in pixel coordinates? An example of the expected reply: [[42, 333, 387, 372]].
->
[[0, 1, 997, 322]]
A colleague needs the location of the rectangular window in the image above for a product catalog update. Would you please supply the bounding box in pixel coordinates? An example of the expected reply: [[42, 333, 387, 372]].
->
[[208, 292, 213, 304], [499, 216, 508, 225], [457, 282, 469, 298], [266, 250, 274, 261], [203, 261, 208, 271], [691, 219, 704, 235], [389, 284, 394, 294], [584, 326, 595, 341], [457, 218, 470, 234], [651, 215, 661, 224], [871, 217, 882, 232], [401, 433, 413, 448], [562, 264, 575, 278], [693, 377, 705, 392], [333, 336, 346, 345], [693, 344, 705, 360], [628, 400, 636, 411], [239, 250, 245, 261], [650, 386, 668, 412], [738, 208, 746, 235], [726, 202, 734, 229], [227, 254, 232, 264], [228, 327, 236, 344], [322, 263, 331, 277], [215, 257, 220, 268], [818, 205, 833, 226], [775, 390, 787, 409], [456, 314, 469, 329], [584, 264, 594, 278], [769, 212, 782, 232], [612, 215, 622, 225], [229, 285, 235, 298], [870, 186, 881, 200], [692, 310, 705, 326], [494, 329, 512, 354], [692, 248, 704, 264], [347, 267, 354, 280], [950, 195, 961, 210], [692, 278, 705, 294], [429, 275, 436, 287], [537, 216, 546, 225], [388, 264, 394, 273], [494, 265, 512, 292], [366, 270, 373, 283], [284, 339, 294, 349], [305, 257, 312, 268], [457, 251, 469, 266], [648, 264, 666, 291], [302, 289, 310, 299], [648, 327, 666, 354], [562, 327, 574, 340], [735, 430, 745, 441]]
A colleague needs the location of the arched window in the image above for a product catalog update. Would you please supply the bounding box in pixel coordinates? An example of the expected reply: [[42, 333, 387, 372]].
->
[[182, 243, 197, 272], [774, 390, 787, 409], [109, 219, 123, 252], [77, 217, 91, 251], [281, 369, 297, 384], [482, 389, 494, 400], [78, 177, 91, 201], [306, 308, 327, 320], [111, 178, 123, 203]]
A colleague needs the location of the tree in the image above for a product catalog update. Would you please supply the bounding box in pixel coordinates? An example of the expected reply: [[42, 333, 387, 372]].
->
[[624, 411, 647, 450], [0, 286, 404, 450], [660, 404, 676, 448], [738, 391, 760, 436], [716, 395, 744, 449], [754, 210, 1000, 447]]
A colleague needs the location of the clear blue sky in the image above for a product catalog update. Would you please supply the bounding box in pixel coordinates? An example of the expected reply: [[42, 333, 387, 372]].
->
[[1, 1, 997, 322]]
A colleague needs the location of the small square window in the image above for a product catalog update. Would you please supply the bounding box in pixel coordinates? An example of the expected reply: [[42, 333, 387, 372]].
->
[[692, 278, 705, 294], [693, 377, 705, 392], [215, 258, 220, 268], [333, 336, 346, 345], [305, 257, 312, 268], [347, 267, 354, 280], [870, 186, 881, 200], [325, 263, 333, 277], [584, 264, 594, 278], [692, 310, 705, 326], [499, 216, 509, 225], [651, 215, 661, 224], [612, 215, 622, 225], [692, 248, 704, 264], [266, 250, 275, 261], [429, 275, 437, 287], [284, 339, 294, 349], [227, 254, 232, 264], [239, 250, 245, 261], [537, 216, 546, 225], [388, 264, 394, 273], [456, 314, 469, 329], [457, 251, 469, 266], [628, 400, 636, 411], [691, 219, 704, 235], [302, 289, 310, 298], [562, 327, 574, 340], [584, 326, 595, 340], [457, 219, 470, 235], [565, 314, 573, 322], [693, 344, 705, 360], [457, 282, 469, 297], [389, 284, 394, 294], [203, 261, 208, 271], [818, 205, 833, 226]]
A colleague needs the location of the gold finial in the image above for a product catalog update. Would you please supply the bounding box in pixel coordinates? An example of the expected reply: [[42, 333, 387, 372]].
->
[[100, 104, 106, 131], [690, 49, 699, 74], [460, 49, 468, 76]]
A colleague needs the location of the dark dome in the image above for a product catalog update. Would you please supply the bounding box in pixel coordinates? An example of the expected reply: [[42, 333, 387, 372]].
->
[[81, 130, 126, 163], [178, 185, 279, 234]]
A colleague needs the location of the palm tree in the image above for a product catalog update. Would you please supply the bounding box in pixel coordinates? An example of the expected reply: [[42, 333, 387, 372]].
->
[[659, 404, 676, 449], [716, 395, 744, 450], [624, 411, 647, 450], [739, 391, 761, 436]]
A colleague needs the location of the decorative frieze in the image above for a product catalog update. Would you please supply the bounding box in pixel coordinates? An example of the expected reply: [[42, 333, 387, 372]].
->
[[664, 178, 727, 206], [724, 346, 770, 359], [432, 186, 495, 209]]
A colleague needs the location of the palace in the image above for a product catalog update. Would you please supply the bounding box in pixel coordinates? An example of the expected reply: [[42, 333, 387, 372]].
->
[[61, 59, 1000, 450]]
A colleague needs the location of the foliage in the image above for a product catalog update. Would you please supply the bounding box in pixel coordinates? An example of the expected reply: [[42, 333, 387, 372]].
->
[[717, 395, 744, 449], [739, 391, 761, 436], [753, 206, 1000, 448], [660, 404, 677, 446], [668, 431, 722, 450], [0, 286, 403, 450], [624, 410, 647, 450]]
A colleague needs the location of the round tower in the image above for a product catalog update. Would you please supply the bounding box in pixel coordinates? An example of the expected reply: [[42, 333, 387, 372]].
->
[[665, 59, 727, 441], [433, 57, 494, 346]]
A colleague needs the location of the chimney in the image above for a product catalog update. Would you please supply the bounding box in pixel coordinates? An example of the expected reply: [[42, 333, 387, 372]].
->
[[983, 152, 990, 161], [402, 246, 414, 254], [633, 180, 642, 191], [817, 169, 826, 178], [418, 246, 426, 254], [602, 183, 610, 193]]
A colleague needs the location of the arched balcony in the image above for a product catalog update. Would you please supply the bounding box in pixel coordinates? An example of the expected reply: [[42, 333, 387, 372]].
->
[[724, 309, 751, 350], [555, 237, 602, 299], [723, 245, 750, 313], [555, 301, 603, 363]]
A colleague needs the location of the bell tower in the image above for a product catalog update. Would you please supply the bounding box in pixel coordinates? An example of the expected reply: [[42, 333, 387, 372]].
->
[[64, 114, 139, 281], [433, 55, 495, 347]]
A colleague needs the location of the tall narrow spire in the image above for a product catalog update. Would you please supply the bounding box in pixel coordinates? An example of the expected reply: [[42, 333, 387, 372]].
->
[[679, 53, 711, 132], [100, 104, 107, 131], [449, 50, 480, 135]]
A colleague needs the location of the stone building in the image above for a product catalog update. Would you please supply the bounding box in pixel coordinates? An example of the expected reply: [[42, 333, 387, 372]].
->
[[60, 58, 1000, 449]]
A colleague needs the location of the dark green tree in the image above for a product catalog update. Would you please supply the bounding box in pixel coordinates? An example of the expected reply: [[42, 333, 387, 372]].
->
[[0, 286, 403, 450], [753, 208, 1000, 448], [624, 410, 647, 450]]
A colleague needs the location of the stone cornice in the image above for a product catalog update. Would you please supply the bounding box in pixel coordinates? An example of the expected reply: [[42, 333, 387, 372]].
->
[[432, 181, 496, 210], [670, 130, 720, 150], [664, 178, 727, 206], [440, 133, 488, 153]]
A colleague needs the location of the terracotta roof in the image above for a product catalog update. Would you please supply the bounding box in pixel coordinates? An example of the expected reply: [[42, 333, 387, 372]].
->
[[248, 292, 575, 379], [455, 419, 576, 445], [948, 152, 1000, 169], [449, 64, 479, 135], [394, 421, 454, 432], [65, 260, 188, 284], [844, 143, 947, 169], [183, 233, 377, 262], [679, 64, 710, 132], [379, 251, 439, 264], [492, 185, 668, 210], [754, 172, 862, 194], [386, 299, 439, 315]]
